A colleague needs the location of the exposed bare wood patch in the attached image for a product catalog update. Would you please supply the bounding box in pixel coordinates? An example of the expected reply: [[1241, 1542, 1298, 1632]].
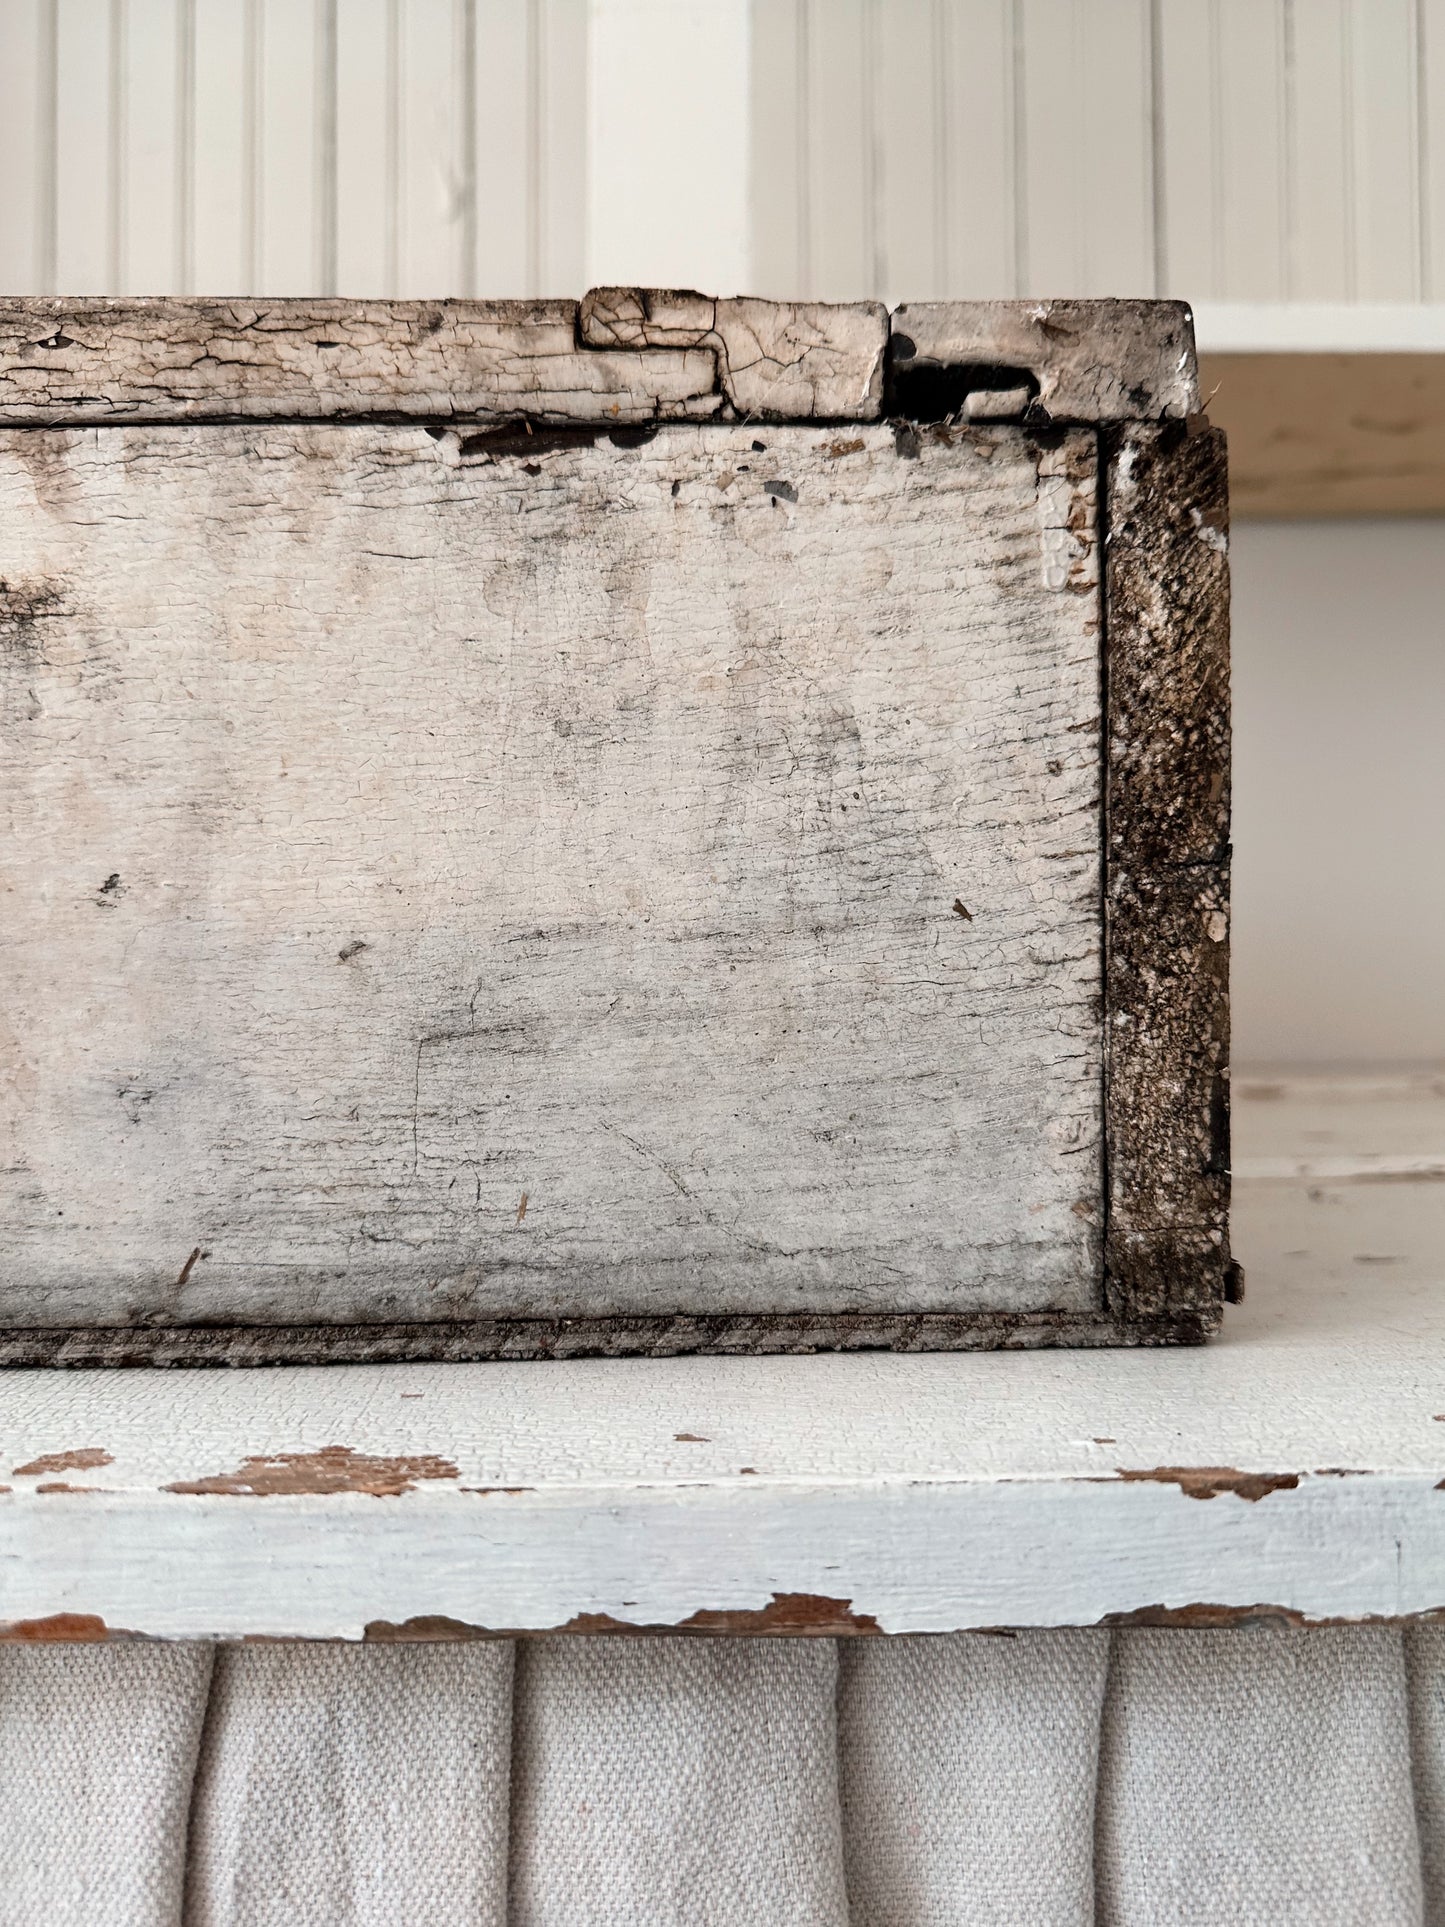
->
[[164, 1446, 460, 1498], [1117, 1467, 1300, 1502], [364, 1615, 495, 1642], [0, 1612, 113, 1641], [556, 1593, 882, 1637], [13, 1447, 113, 1476]]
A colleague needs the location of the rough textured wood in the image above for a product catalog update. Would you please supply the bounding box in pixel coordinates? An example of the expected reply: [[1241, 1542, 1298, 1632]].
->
[[890, 301, 1199, 422], [0, 294, 1227, 1360], [578, 289, 887, 418], [1, 421, 1103, 1335], [0, 1078, 1441, 1637], [1103, 422, 1232, 1329], [0, 295, 888, 426], [0, 298, 722, 424]]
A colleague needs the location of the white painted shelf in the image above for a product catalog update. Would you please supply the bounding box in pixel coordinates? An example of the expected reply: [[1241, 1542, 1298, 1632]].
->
[[1191, 302, 1445, 353], [3, 1074, 1443, 1642]]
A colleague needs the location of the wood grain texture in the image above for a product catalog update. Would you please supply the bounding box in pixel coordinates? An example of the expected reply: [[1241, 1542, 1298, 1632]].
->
[[1103, 421, 1231, 1330], [0, 297, 722, 425], [1201, 351, 1445, 516], [1, 420, 1103, 1333], [0, 1079, 1441, 1637]]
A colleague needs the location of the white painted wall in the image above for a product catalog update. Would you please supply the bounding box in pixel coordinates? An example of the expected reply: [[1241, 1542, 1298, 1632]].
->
[[7, 0, 1445, 312], [587, 0, 749, 293], [1231, 519, 1445, 1066], [1, 2, 1439, 1068], [748, 0, 1445, 310]]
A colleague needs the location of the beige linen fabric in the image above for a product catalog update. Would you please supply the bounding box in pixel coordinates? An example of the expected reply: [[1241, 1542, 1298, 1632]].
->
[[1407, 1625, 1445, 1926], [183, 1642, 513, 1927], [0, 1641, 212, 1927], [4, 1625, 1445, 1923], [509, 1635, 849, 1927], [840, 1628, 1109, 1927], [1096, 1625, 1425, 1927]]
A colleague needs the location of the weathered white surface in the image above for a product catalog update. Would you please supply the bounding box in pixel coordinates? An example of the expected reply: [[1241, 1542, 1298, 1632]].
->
[[1, 421, 1102, 1329], [890, 300, 1199, 421], [578, 289, 888, 418], [0, 300, 722, 424], [0, 1077, 1443, 1639]]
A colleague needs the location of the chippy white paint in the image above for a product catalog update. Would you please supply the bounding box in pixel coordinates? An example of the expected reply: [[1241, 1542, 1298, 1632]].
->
[[2, 1080, 1445, 1638], [1, 420, 1101, 1327]]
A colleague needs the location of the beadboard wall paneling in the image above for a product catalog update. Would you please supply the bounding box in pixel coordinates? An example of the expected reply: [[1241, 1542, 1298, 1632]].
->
[[747, 0, 1442, 305], [4, 2, 1445, 310], [0, 0, 588, 300]]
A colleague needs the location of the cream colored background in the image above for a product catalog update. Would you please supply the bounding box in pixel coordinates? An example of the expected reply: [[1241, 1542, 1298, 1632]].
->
[[1, 0, 1441, 1066]]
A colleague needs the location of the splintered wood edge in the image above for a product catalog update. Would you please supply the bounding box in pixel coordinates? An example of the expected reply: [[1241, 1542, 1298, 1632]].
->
[[0, 293, 1194, 425], [890, 300, 1199, 421], [1102, 422, 1232, 1327]]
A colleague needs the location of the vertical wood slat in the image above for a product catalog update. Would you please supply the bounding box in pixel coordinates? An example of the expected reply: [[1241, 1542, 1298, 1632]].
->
[[397, 0, 465, 296], [472, 0, 531, 295], [748, 0, 806, 296], [534, 0, 587, 297], [255, 0, 321, 294], [1017, 0, 1155, 297], [0, 0, 49, 295], [941, 0, 1017, 298], [191, 0, 250, 293], [1348, 0, 1421, 300], [118, 0, 182, 293], [54, 0, 113, 294], [1157, 0, 1289, 300], [1286, 0, 1353, 299], [1423, 0, 1445, 298], [587, 0, 749, 295], [336, 0, 391, 295], [802, 0, 872, 301], [872, 0, 941, 300], [0, 2, 1442, 308]]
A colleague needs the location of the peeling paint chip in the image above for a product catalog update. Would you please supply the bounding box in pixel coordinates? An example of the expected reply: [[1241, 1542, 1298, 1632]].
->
[[164, 1444, 460, 1498], [13, 1447, 113, 1477], [1118, 1466, 1300, 1503]]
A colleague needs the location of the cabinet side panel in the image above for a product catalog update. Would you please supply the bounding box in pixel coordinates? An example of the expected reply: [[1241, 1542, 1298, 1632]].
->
[[1104, 422, 1231, 1326], [0, 422, 1102, 1329]]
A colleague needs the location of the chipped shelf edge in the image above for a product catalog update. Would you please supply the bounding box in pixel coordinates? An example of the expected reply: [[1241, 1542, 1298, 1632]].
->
[[3, 1471, 1445, 1642]]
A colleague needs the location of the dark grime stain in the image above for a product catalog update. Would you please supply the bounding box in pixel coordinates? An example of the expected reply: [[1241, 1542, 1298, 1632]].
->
[[0, 576, 69, 652]]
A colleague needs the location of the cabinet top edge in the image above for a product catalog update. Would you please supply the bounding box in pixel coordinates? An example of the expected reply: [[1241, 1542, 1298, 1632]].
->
[[0, 292, 1198, 426]]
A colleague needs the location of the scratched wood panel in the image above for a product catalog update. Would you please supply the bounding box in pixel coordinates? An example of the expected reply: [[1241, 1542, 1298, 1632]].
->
[[0, 421, 1102, 1330], [0, 1080, 1440, 1639]]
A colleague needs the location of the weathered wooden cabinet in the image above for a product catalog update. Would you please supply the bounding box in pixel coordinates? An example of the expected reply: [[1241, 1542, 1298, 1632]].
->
[[0, 293, 1230, 1363]]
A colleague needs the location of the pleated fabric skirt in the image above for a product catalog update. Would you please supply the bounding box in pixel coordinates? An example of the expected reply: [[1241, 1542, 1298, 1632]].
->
[[3, 1625, 1443, 1926]]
